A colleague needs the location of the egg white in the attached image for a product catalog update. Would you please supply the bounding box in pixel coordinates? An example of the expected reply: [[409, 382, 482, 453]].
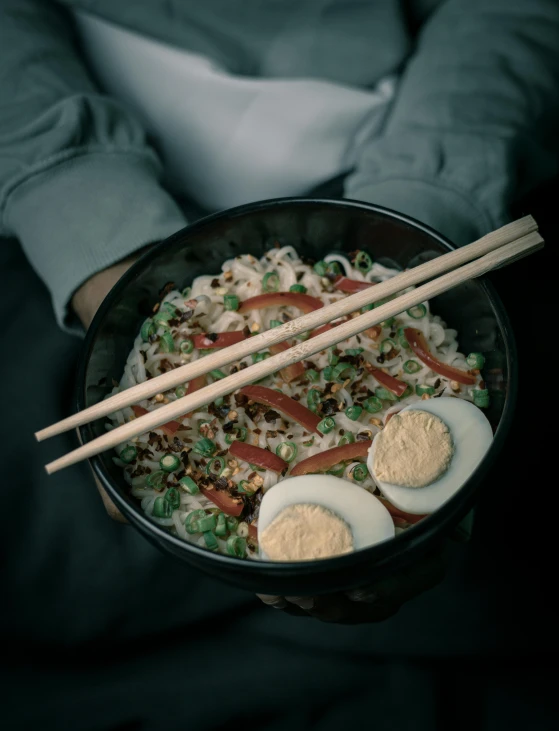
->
[[367, 397, 493, 514], [258, 475, 395, 560]]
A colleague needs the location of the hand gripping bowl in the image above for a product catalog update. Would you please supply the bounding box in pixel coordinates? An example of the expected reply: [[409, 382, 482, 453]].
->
[[77, 198, 517, 595]]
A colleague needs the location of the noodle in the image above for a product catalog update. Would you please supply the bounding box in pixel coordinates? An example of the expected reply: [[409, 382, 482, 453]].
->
[[108, 248, 483, 559]]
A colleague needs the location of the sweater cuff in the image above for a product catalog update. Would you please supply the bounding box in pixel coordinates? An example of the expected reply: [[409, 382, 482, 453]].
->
[[346, 178, 493, 247], [4, 152, 187, 331]]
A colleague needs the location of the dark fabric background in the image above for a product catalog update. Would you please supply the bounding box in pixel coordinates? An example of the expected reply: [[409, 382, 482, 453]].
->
[[1, 183, 557, 730]]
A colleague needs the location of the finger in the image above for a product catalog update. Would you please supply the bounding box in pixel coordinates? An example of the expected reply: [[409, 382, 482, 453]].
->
[[306, 593, 400, 624], [346, 551, 446, 608], [285, 596, 315, 611], [257, 594, 287, 609]]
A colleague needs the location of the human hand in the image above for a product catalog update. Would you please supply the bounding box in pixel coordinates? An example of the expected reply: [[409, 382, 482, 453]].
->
[[257, 548, 446, 624], [72, 254, 143, 520]]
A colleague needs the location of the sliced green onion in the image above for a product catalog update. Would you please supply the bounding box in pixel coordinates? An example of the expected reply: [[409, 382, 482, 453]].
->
[[119, 445, 137, 464], [146, 470, 166, 490], [181, 286, 191, 298], [165, 487, 181, 510], [197, 514, 217, 533], [226, 516, 239, 532], [215, 512, 228, 537], [381, 317, 396, 328], [354, 250, 373, 273], [313, 260, 328, 276], [226, 535, 247, 557], [338, 432, 355, 446], [237, 522, 249, 538], [406, 304, 427, 319], [203, 531, 219, 551], [140, 319, 156, 342], [375, 387, 398, 402], [361, 303, 375, 313], [399, 384, 413, 400], [403, 360, 421, 374], [206, 456, 226, 477], [263, 271, 280, 292], [328, 463, 345, 477], [159, 454, 180, 472], [289, 284, 307, 293], [249, 463, 265, 472], [380, 338, 397, 354], [199, 348, 214, 356], [193, 438, 216, 457], [296, 331, 309, 342], [179, 476, 199, 494], [305, 369, 319, 383], [351, 463, 369, 482], [397, 327, 411, 350], [307, 388, 322, 412], [153, 304, 177, 324], [466, 352, 485, 369], [473, 388, 490, 408], [185, 509, 206, 534], [322, 366, 334, 382], [214, 397, 225, 407], [210, 369, 226, 380], [252, 352, 270, 363], [317, 417, 336, 434], [224, 294, 239, 311], [175, 385, 186, 398], [153, 496, 173, 518], [302, 437, 315, 447], [225, 427, 247, 444], [237, 480, 255, 494], [326, 261, 342, 276], [415, 384, 436, 396], [332, 362, 357, 383], [276, 441, 298, 463], [159, 331, 175, 353], [180, 338, 194, 354], [269, 319, 283, 329], [328, 348, 339, 366], [345, 348, 364, 356], [345, 405, 363, 421], [363, 396, 383, 413]]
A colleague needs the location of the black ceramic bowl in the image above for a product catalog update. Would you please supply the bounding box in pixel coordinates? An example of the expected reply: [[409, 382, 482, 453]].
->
[[77, 198, 516, 596]]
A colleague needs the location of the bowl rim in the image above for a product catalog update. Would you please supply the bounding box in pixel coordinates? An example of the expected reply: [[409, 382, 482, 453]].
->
[[77, 196, 518, 574]]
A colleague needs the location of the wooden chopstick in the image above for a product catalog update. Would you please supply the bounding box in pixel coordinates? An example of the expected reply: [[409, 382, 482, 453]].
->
[[44, 229, 543, 475], [36, 215, 536, 442]]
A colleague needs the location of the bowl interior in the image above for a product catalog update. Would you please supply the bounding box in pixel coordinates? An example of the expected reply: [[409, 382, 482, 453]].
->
[[78, 199, 513, 594]]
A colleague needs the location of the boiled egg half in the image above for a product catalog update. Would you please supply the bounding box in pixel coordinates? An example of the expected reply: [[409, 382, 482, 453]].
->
[[258, 474, 394, 561], [367, 397, 493, 515]]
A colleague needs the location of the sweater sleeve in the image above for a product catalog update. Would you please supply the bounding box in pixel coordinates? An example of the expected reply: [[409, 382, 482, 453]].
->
[[345, 0, 559, 245], [0, 0, 187, 330]]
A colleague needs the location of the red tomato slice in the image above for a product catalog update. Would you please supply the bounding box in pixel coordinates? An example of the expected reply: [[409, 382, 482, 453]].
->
[[200, 486, 244, 516], [290, 441, 372, 476], [239, 292, 323, 314], [367, 366, 408, 397], [239, 385, 321, 434], [377, 496, 427, 525], [308, 317, 348, 339], [269, 341, 306, 383], [334, 276, 375, 293], [182, 374, 207, 419], [192, 331, 247, 349], [404, 328, 476, 385], [131, 405, 182, 436], [229, 441, 287, 473]]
